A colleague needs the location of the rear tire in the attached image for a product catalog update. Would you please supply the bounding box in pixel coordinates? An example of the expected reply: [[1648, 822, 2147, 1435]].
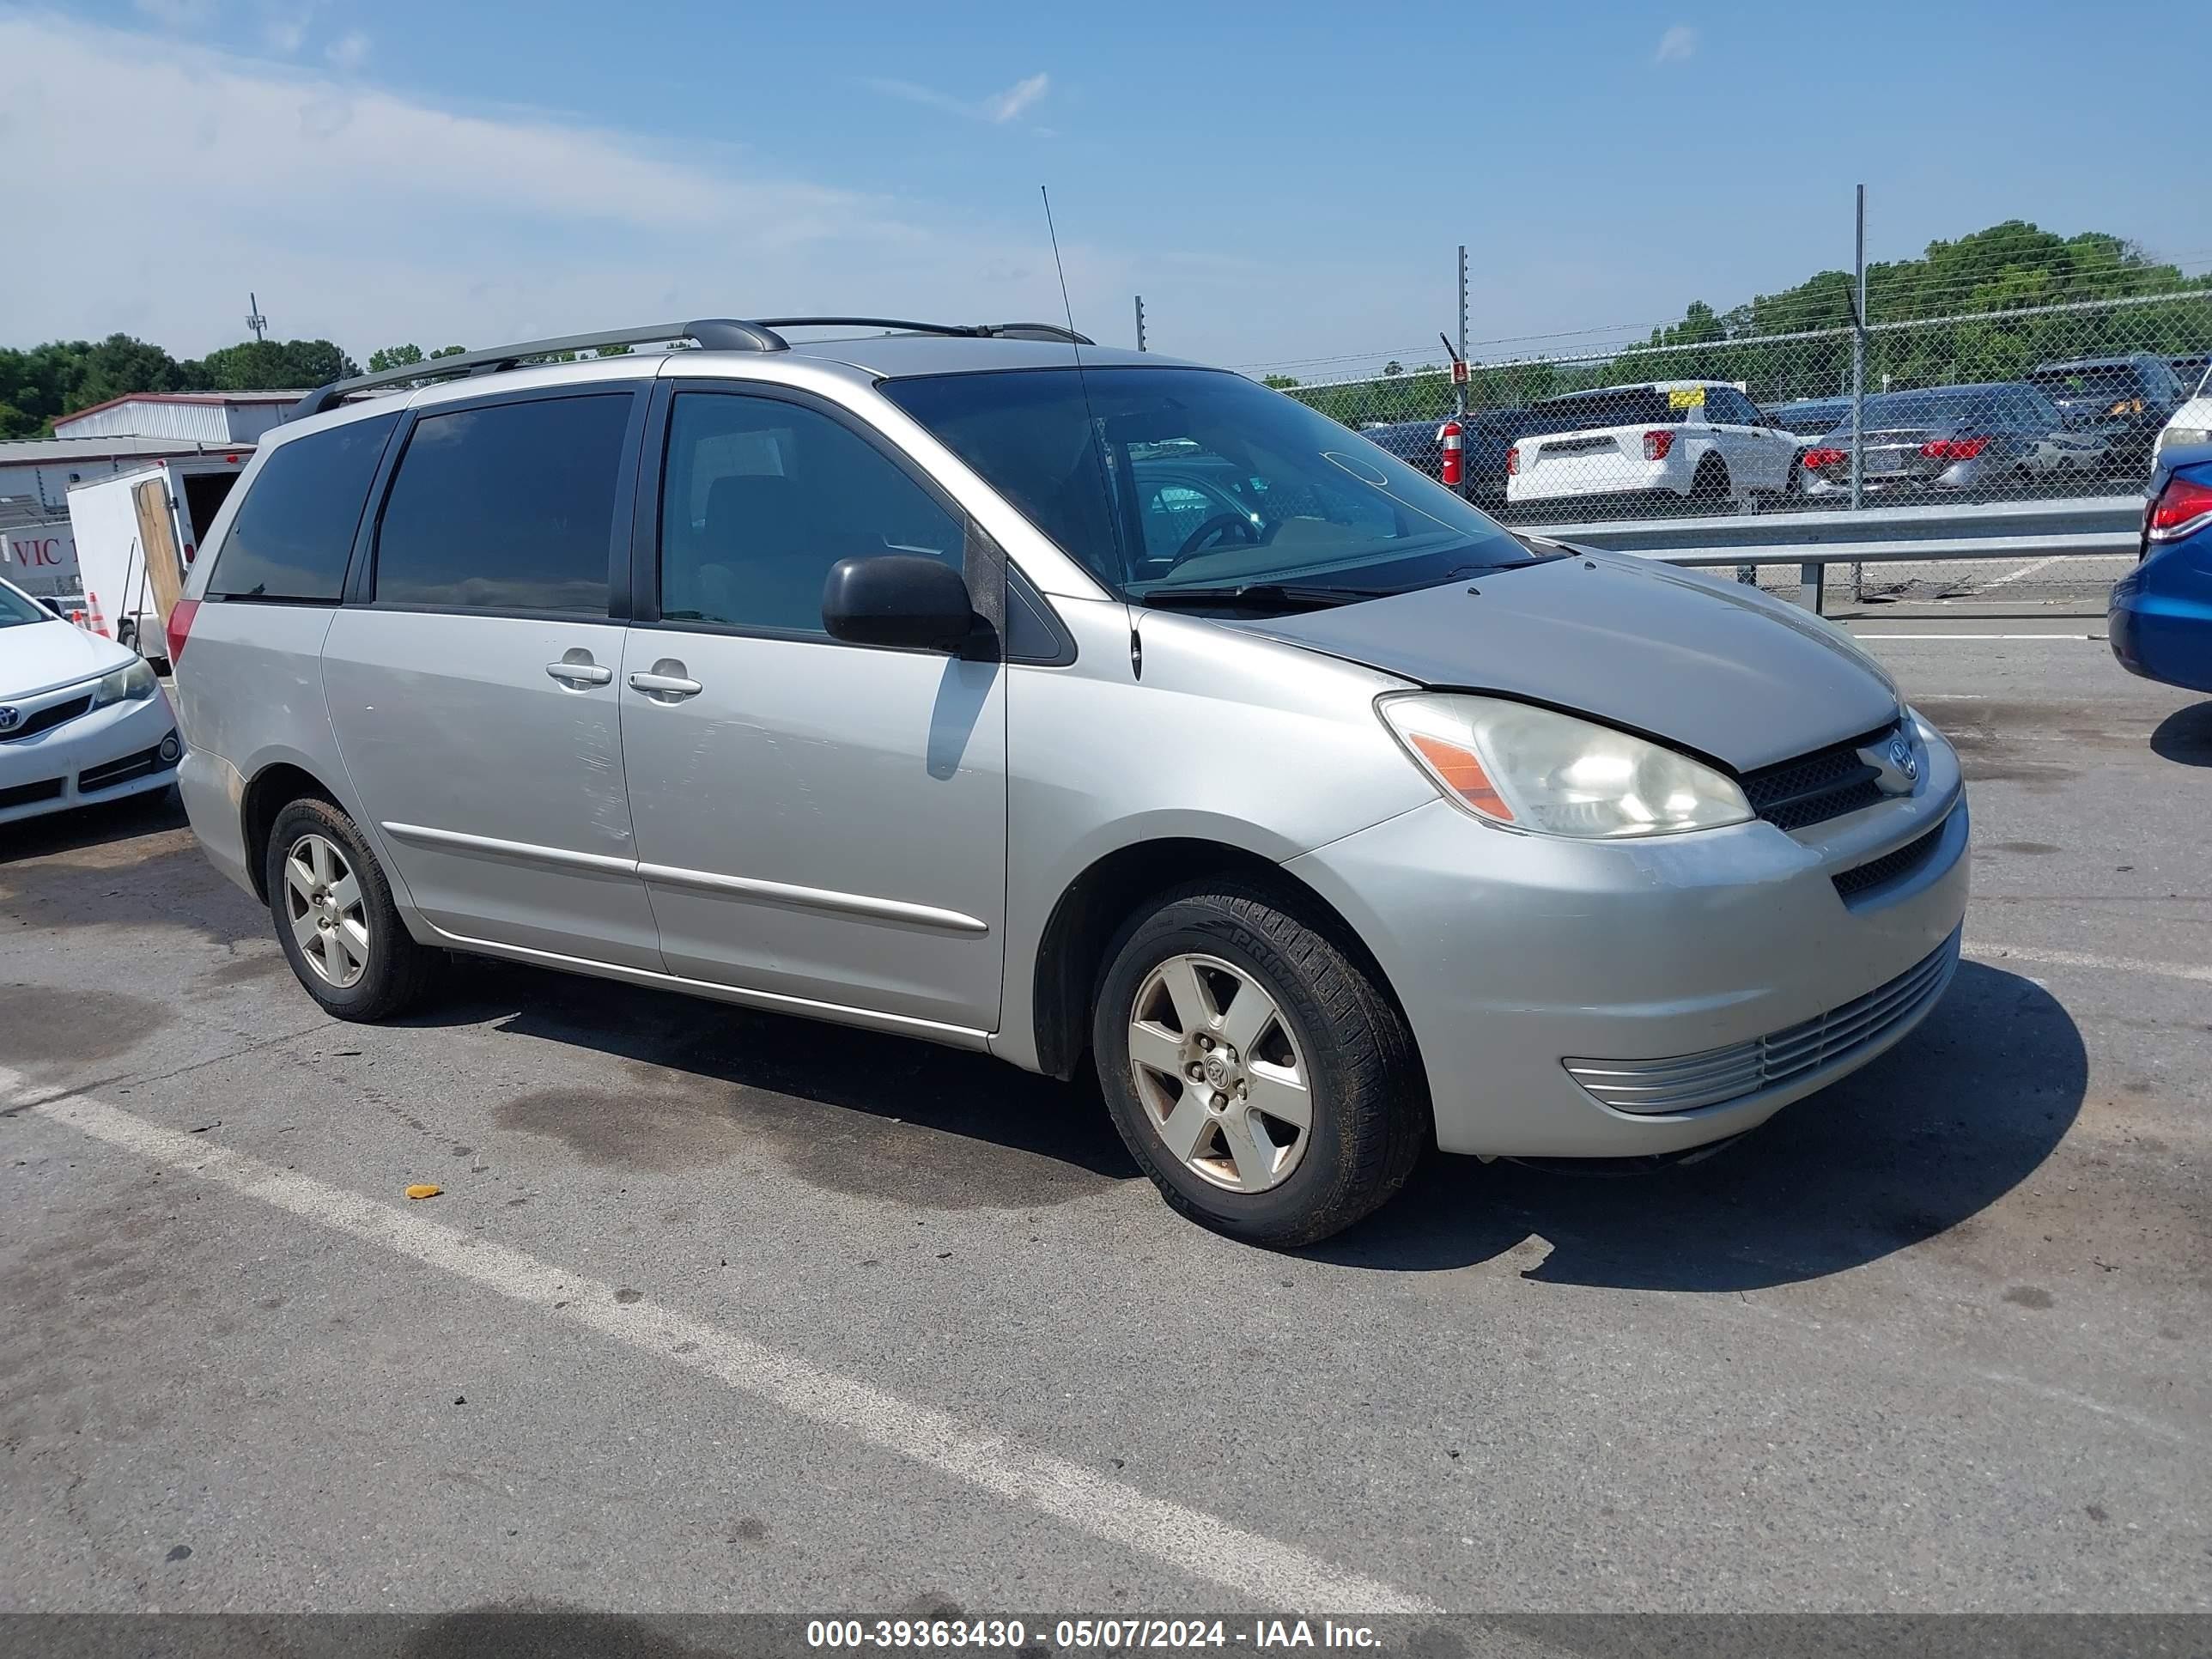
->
[[1091, 882, 1429, 1248], [264, 797, 437, 1022], [1691, 454, 1731, 510]]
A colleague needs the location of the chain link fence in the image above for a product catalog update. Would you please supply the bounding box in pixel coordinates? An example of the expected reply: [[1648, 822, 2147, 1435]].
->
[[1255, 289, 2212, 612]]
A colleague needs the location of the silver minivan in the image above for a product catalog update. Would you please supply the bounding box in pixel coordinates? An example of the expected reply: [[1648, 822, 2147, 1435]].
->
[[170, 319, 1970, 1245]]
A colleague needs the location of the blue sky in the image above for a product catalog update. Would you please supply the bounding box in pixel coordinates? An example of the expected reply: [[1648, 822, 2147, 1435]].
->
[[12, 2, 2211, 379]]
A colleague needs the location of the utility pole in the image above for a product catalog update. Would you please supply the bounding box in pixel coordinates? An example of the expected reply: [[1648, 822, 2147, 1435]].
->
[[1456, 245, 1469, 419], [1133, 295, 1146, 352], [246, 293, 269, 343], [1850, 185, 1867, 603]]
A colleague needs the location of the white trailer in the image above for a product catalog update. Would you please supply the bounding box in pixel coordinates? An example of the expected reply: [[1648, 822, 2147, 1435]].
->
[[0, 511, 80, 601], [65, 454, 248, 661]]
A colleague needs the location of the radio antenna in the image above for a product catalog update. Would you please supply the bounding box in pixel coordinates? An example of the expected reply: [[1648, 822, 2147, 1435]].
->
[[1040, 185, 1081, 357], [1039, 185, 1139, 670]]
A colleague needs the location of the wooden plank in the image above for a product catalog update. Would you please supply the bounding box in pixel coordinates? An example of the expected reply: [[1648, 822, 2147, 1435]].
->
[[132, 477, 184, 626]]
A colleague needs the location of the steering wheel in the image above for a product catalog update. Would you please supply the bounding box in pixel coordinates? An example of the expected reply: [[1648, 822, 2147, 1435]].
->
[[1172, 512, 1261, 562]]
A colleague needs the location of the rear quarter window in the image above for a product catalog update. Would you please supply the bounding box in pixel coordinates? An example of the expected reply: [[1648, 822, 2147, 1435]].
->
[[205, 411, 399, 601]]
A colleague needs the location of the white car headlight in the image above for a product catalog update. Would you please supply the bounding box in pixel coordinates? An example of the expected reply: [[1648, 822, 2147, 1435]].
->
[[2155, 426, 2210, 456], [1378, 692, 1753, 839], [89, 659, 158, 708]]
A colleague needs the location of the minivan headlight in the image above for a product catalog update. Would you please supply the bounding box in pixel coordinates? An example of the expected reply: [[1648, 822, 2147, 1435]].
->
[[1378, 692, 1753, 838], [90, 659, 158, 708], [2156, 425, 2210, 456]]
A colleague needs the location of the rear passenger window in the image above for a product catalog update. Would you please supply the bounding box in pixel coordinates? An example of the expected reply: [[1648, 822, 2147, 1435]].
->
[[374, 393, 631, 614], [206, 411, 398, 601], [658, 392, 961, 636]]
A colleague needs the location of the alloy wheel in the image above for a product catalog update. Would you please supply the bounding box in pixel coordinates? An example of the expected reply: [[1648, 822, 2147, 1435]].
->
[[1127, 952, 1312, 1193], [283, 832, 370, 989]]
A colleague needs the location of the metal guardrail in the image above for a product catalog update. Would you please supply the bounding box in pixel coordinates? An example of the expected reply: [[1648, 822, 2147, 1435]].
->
[[1525, 495, 2142, 611]]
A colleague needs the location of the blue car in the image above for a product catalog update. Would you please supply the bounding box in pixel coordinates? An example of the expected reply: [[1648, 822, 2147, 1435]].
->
[[2112, 442, 2212, 692]]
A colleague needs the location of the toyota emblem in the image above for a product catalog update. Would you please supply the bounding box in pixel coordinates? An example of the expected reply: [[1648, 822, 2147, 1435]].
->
[[1887, 736, 1919, 784], [0, 705, 21, 733]]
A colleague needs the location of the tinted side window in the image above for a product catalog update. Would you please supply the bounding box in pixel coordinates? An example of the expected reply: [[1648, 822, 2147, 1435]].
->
[[207, 412, 398, 601], [374, 393, 631, 614], [1707, 387, 1762, 426], [658, 392, 961, 636]]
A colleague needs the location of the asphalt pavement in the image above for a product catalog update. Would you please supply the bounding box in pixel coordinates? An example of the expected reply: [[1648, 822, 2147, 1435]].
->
[[1, 623, 2206, 1623]]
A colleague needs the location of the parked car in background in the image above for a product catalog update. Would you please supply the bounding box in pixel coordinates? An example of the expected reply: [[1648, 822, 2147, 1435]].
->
[[2167, 352, 2209, 390], [0, 574, 184, 827], [2027, 353, 2189, 481], [2153, 361, 2212, 465], [2111, 440, 2212, 692], [1504, 380, 1800, 516], [167, 317, 1968, 1247], [1768, 397, 1853, 440], [1360, 407, 1545, 510], [1766, 397, 1856, 498], [1798, 383, 2105, 500]]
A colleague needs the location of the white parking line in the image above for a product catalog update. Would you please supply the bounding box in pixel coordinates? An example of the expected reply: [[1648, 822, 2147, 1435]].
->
[[0, 1067, 1434, 1615], [1980, 554, 2068, 589], [1965, 944, 2212, 986]]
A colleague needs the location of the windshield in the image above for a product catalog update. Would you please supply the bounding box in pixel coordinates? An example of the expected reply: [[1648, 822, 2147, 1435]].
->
[[0, 580, 50, 628], [2029, 366, 2148, 404], [880, 366, 1539, 604]]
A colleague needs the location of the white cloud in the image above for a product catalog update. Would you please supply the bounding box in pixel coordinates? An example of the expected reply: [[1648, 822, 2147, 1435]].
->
[[262, 1, 319, 53], [864, 71, 1052, 127], [1655, 24, 1698, 64], [982, 72, 1049, 125], [0, 15, 1115, 361], [325, 27, 368, 69]]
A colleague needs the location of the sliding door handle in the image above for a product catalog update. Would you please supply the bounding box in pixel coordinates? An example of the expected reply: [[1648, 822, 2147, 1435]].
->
[[545, 659, 613, 687], [629, 670, 703, 699]]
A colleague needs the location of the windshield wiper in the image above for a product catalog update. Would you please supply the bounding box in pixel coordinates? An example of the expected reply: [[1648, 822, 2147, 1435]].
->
[[1137, 582, 1393, 611]]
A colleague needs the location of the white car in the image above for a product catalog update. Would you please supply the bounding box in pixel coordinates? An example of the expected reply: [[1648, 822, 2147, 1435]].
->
[[1504, 380, 1802, 515], [2154, 362, 2212, 463], [0, 576, 184, 827]]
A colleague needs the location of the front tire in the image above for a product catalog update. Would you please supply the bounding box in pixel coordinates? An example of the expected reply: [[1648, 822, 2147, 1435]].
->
[[1092, 883, 1428, 1247], [264, 798, 437, 1021]]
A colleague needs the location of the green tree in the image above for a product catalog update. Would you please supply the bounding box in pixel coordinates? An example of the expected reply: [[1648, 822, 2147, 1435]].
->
[[368, 343, 425, 372], [197, 337, 361, 389], [428, 345, 466, 359]]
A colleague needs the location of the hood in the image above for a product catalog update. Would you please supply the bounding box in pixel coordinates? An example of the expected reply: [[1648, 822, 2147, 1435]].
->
[[1, 618, 134, 699], [1222, 553, 1899, 772]]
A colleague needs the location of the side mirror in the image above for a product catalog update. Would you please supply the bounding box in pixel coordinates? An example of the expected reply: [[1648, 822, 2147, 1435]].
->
[[822, 555, 977, 653]]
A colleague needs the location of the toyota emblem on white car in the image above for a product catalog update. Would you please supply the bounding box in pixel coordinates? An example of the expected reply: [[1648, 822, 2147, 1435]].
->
[[0, 705, 21, 732]]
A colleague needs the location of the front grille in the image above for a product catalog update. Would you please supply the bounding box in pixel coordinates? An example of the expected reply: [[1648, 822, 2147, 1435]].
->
[[1833, 823, 1945, 901], [1564, 930, 1960, 1115], [78, 742, 171, 794], [0, 695, 93, 743], [1740, 722, 1895, 830], [0, 776, 65, 811]]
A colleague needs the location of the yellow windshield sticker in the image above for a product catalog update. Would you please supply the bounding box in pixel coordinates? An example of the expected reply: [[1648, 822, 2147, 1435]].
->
[[1667, 386, 1706, 409]]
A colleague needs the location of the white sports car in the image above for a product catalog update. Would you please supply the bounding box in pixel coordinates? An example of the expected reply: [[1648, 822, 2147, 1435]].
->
[[0, 576, 183, 827]]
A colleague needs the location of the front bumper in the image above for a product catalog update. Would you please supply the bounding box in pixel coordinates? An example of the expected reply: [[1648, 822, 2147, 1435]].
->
[[1285, 719, 1970, 1158], [0, 689, 182, 827]]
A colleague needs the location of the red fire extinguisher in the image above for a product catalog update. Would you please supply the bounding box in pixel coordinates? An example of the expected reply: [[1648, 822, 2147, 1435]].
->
[[1439, 419, 1464, 490]]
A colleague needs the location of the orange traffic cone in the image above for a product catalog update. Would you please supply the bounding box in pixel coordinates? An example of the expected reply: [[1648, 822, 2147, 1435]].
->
[[84, 592, 108, 637], [69, 604, 86, 627]]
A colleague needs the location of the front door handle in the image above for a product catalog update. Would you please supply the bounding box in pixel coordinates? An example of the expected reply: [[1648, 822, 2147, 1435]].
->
[[546, 659, 613, 687], [629, 667, 703, 700]]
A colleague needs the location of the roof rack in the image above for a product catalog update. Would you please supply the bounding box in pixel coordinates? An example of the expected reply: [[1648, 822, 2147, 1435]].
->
[[285, 314, 1097, 424], [285, 319, 787, 422], [754, 318, 1095, 346]]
